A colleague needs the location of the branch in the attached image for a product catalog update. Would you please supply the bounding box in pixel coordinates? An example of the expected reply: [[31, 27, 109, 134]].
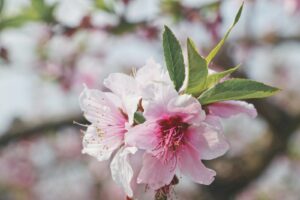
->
[[0, 113, 86, 148], [237, 34, 300, 46]]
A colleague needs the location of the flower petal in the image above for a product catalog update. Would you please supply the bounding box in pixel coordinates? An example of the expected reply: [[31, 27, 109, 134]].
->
[[178, 145, 216, 185], [135, 58, 171, 86], [110, 147, 138, 198], [103, 73, 138, 97], [207, 100, 257, 118], [143, 85, 178, 119], [82, 126, 123, 161], [79, 86, 126, 127], [167, 94, 205, 123], [185, 116, 229, 160], [137, 153, 176, 190], [123, 95, 140, 125], [103, 73, 139, 125], [125, 121, 158, 150]]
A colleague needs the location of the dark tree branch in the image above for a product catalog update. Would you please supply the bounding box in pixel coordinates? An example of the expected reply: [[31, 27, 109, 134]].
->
[[0, 113, 86, 148]]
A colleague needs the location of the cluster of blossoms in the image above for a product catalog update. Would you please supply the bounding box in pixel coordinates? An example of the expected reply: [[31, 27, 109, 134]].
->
[[79, 59, 258, 199], [78, 4, 278, 200]]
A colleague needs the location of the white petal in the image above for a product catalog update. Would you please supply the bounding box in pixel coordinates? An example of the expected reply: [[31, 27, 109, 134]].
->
[[82, 126, 123, 161], [110, 147, 138, 197], [135, 58, 171, 86], [103, 73, 138, 97], [123, 95, 140, 125]]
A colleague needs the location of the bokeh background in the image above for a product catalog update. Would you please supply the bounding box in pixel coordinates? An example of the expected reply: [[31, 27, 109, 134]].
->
[[0, 0, 300, 199]]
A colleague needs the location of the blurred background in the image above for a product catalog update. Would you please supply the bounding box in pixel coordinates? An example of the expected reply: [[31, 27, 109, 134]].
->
[[0, 0, 300, 199]]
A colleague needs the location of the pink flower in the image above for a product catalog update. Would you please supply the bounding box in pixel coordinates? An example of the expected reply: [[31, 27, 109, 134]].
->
[[79, 87, 128, 161], [103, 59, 172, 124], [79, 59, 165, 197], [126, 85, 229, 189], [79, 86, 139, 197]]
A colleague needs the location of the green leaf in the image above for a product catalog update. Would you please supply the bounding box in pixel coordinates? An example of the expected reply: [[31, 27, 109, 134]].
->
[[198, 78, 280, 105], [163, 25, 185, 91], [0, 0, 4, 15], [0, 15, 34, 30], [185, 38, 208, 96], [205, 65, 240, 89], [134, 112, 146, 124], [31, 0, 46, 13], [206, 3, 243, 64], [31, 0, 56, 22], [95, 0, 114, 13]]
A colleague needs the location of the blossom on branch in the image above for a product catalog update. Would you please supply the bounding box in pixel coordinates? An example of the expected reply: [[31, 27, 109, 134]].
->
[[78, 4, 279, 199]]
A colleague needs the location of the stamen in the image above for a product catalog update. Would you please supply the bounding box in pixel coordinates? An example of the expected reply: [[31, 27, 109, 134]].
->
[[153, 115, 189, 165]]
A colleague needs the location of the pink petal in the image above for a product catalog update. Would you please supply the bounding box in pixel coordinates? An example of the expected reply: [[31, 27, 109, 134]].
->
[[186, 117, 229, 160], [143, 85, 178, 120], [137, 153, 176, 190], [103, 73, 139, 125], [82, 126, 123, 161], [79, 87, 126, 127], [125, 121, 158, 151], [129, 150, 155, 200], [207, 100, 257, 118], [167, 94, 205, 123], [177, 145, 216, 185]]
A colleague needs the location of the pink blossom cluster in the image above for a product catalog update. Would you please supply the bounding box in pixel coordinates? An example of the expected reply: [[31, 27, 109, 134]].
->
[[79, 59, 257, 199]]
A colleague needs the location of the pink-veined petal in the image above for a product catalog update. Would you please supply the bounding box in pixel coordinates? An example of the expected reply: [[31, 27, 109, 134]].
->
[[137, 153, 176, 190], [125, 121, 158, 150], [82, 126, 123, 161], [177, 145, 216, 185], [128, 150, 155, 200], [167, 94, 205, 123], [186, 116, 229, 160], [207, 100, 257, 118], [103, 73, 139, 125], [143, 85, 178, 119], [79, 86, 127, 128]]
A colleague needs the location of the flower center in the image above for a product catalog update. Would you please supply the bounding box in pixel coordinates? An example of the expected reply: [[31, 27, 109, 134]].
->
[[154, 115, 189, 162]]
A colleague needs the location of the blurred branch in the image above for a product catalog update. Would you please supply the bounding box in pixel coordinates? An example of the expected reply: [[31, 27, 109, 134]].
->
[[238, 34, 300, 46], [0, 113, 85, 148]]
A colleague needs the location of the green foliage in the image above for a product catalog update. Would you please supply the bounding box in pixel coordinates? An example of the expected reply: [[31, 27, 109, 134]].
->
[[0, 0, 57, 30], [0, 12, 36, 30], [205, 3, 244, 64], [0, 0, 4, 15], [95, 0, 114, 13], [185, 38, 208, 96], [198, 79, 280, 105], [205, 65, 240, 89], [163, 25, 185, 91], [31, 0, 57, 23], [134, 112, 146, 124]]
